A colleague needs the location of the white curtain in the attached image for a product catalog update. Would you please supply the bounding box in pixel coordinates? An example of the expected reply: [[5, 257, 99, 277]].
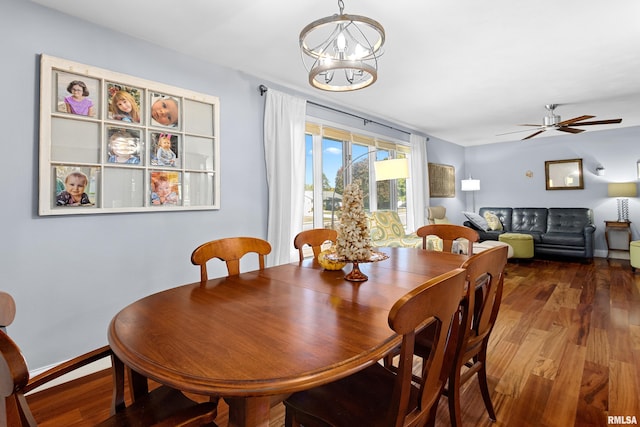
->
[[263, 89, 307, 266], [407, 133, 429, 231]]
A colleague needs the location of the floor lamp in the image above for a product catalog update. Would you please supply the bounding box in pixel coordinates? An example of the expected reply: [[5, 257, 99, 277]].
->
[[461, 177, 480, 212], [330, 153, 409, 228]]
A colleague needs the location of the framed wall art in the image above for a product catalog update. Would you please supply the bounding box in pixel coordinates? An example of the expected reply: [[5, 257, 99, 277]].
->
[[428, 163, 455, 198], [38, 54, 220, 215], [545, 158, 584, 190]]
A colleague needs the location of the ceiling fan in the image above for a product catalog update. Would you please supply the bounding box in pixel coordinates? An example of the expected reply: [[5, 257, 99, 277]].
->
[[501, 104, 622, 140]]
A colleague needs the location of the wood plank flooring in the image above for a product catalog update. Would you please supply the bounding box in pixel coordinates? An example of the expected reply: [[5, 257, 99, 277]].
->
[[26, 257, 640, 426]]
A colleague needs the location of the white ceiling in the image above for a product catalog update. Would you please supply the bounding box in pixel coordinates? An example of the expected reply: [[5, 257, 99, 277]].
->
[[31, 0, 640, 146]]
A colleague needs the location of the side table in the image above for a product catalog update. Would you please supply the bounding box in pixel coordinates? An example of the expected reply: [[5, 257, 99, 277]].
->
[[604, 220, 632, 258]]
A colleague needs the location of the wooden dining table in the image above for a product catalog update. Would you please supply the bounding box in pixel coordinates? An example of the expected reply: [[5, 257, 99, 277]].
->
[[108, 246, 467, 427]]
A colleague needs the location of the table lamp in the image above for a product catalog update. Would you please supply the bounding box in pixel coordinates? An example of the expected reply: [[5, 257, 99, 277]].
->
[[608, 182, 637, 222]]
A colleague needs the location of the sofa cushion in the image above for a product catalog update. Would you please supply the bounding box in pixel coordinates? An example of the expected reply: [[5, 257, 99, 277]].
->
[[512, 208, 548, 233], [368, 211, 423, 248], [369, 211, 407, 239], [540, 232, 585, 247], [547, 208, 593, 233], [463, 211, 489, 231], [483, 211, 503, 231]]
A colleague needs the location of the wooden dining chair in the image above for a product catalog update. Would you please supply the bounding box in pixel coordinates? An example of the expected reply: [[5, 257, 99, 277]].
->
[[293, 228, 338, 261], [416, 223, 479, 254], [414, 244, 508, 427], [0, 291, 16, 332], [191, 236, 272, 283], [283, 267, 467, 427], [0, 330, 218, 426]]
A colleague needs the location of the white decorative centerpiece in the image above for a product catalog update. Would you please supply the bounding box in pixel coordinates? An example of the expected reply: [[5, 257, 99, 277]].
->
[[336, 183, 373, 261], [331, 182, 387, 281]]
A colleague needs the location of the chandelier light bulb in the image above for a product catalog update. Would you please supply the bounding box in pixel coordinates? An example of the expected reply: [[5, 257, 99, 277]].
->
[[335, 32, 347, 52]]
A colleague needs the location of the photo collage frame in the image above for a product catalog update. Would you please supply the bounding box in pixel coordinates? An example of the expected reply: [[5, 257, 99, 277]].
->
[[39, 54, 220, 215]]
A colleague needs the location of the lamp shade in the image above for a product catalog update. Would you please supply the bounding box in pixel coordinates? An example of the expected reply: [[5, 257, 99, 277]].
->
[[373, 158, 409, 181], [607, 182, 637, 197], [461, 179, 480, 192]]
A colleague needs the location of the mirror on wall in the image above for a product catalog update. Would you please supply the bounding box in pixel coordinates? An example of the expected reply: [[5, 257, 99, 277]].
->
[[545, 158, 584, 190]]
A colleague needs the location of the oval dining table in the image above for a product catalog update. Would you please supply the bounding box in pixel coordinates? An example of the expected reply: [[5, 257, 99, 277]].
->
[[108, 246, 467, 427]]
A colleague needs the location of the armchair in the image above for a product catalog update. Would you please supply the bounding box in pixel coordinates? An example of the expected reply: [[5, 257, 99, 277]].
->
[[367, 210, 422, 248]]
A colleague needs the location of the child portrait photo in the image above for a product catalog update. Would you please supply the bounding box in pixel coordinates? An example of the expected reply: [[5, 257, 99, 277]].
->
[[54, 166, 98, 207], [150, 132, 179, 167], [150, 92, 180, 128], [55, 71, 99, 117], [107, 83, 142, 123], [106, 127, 141, 164], [150, 171, 180, 206]]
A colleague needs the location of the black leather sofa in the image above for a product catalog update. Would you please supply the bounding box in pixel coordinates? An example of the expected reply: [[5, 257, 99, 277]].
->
[[464, 207, 596, 259]]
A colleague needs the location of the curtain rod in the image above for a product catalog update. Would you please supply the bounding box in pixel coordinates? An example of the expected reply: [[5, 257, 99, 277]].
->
[[258, 84, 411, 136]]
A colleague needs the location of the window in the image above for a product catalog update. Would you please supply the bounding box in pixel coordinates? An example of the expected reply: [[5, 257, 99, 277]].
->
[[303, 122, 409, 231]]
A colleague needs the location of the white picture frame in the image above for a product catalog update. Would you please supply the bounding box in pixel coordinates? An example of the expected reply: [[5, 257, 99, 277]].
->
[[39, 54, 220, 215]]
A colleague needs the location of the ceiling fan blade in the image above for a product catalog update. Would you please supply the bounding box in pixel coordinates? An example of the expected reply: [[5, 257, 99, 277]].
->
[[568, 118, 622, 126], [518, 123, 545, 127], [557, 115, 595, 126], [522, 129, 545, 140], [557, 127, 585, 134], [497, 127, 543, 136]]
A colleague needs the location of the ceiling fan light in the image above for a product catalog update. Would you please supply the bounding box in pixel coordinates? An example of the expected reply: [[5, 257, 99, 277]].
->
[[544, 114, 560, 127]]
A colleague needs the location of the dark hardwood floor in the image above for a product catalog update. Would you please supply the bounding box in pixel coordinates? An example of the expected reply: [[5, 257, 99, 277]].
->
[[26, 257, 640, 426]]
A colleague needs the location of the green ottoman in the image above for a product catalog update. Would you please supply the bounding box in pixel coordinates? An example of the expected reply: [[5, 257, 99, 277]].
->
[[499, 233, 534, 259], [631, 241, 640, 272]]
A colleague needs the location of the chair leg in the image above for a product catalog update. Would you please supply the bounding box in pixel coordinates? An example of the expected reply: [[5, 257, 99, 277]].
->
[[425, 393, 442, 427], [476, 349, 497, 421], [447, 367, 464, 427], [383, 353, 395, 370], [284, 409, 299, 427]]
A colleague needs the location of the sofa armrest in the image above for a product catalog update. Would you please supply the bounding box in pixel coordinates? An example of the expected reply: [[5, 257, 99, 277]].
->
[[583, 224, 596, 257], [463, 220, 479, 230]]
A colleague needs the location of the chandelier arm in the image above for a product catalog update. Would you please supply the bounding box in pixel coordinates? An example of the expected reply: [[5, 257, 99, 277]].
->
[[301, 25, 343, 59], [342, 23, 384, 59]]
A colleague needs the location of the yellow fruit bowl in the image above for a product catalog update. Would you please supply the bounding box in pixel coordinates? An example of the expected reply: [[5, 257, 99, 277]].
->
[[317, 250, 347, 271]]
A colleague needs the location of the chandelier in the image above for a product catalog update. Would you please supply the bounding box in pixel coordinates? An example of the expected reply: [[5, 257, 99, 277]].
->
[[299, 0, 385, 92]]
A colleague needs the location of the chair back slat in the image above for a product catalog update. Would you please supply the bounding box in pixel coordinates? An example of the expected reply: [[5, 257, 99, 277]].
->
[[0, 292, 16, 331], [293, 229, 337, 262], [191, 237, 272, 283], [417, 224, 479, 253]]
